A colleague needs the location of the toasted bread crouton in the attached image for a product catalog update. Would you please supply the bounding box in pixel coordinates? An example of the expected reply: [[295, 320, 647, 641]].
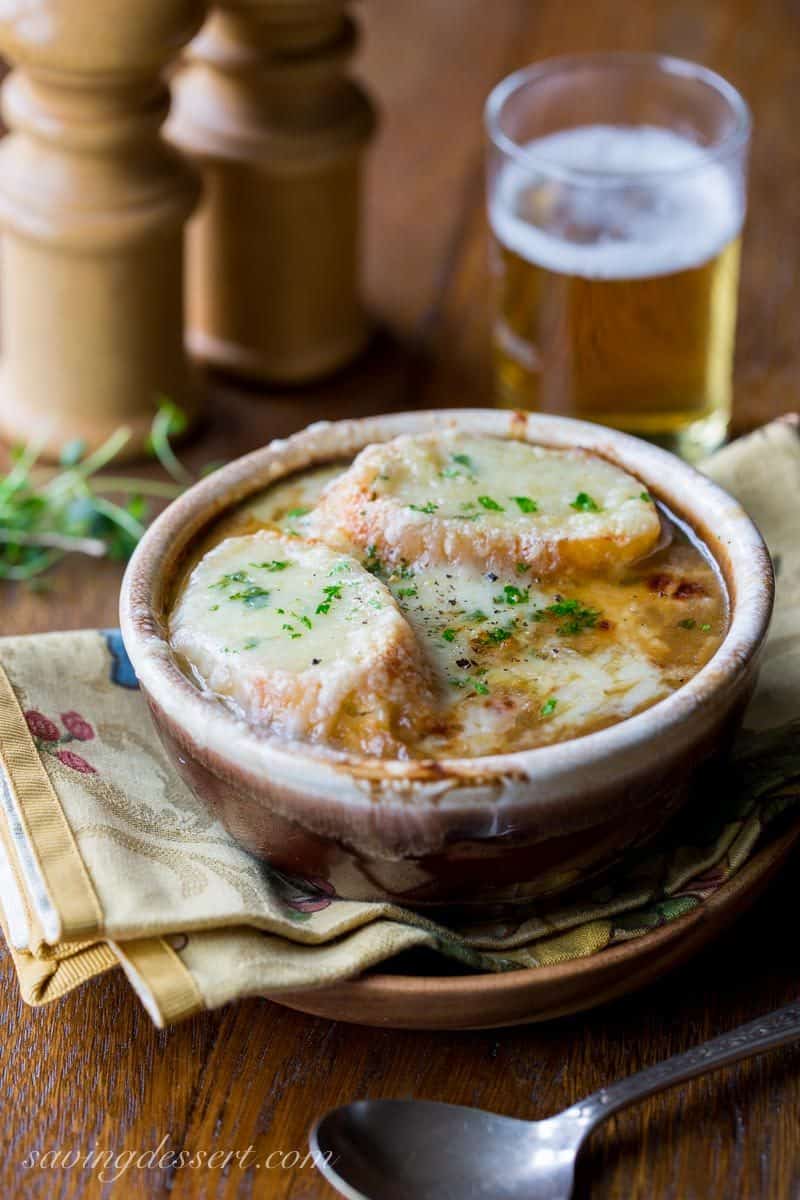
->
[[170, 530, 434, 754], [308, 432, 661, 574]]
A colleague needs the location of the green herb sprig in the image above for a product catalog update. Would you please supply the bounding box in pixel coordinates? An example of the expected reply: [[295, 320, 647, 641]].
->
[[0, 401, 204, 584]]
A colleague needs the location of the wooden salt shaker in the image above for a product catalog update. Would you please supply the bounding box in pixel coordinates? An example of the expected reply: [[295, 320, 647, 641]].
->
[[168, 0, 376, 384], [0, 1, 205, 461]]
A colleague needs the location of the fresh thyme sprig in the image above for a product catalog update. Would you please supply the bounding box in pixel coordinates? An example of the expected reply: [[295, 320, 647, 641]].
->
[[145, 398, 192, 485], [0, 402, 201, 584]]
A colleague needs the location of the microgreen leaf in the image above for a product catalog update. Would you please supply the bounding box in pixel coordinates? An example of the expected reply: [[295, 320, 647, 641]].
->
[[571, 492, 601, 513], [315, 583, 343, 615], [250, 560, 290, 572], [496, 584, 528, 605], [229, 586, 271, 609], [486, 627, 512, 643]]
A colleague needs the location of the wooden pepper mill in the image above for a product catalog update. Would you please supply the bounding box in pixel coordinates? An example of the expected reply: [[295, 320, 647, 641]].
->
[[0, 1, 206, 461], [168, 0, 376, 384]]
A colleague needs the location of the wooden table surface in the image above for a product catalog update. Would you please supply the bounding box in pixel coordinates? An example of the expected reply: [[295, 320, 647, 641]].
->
[[2, 1, 799, 1197]]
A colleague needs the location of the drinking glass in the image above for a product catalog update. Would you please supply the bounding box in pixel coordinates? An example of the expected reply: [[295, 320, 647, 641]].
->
[[485, 53, 750, 460]]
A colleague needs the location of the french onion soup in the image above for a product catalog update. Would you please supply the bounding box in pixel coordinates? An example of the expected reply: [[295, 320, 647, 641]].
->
[[170, 433, 727, 760]]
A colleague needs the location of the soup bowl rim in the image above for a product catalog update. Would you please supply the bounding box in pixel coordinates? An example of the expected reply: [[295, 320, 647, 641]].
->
[[119, 408, 773, 814]]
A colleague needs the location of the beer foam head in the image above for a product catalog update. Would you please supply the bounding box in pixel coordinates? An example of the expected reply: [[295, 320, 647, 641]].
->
[[490, 125, 744, 280]]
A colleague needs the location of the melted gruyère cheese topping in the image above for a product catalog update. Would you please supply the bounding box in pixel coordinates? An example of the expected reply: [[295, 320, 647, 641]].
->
[[172, 437, 727, 760], [307, 433, 662, 574], [171, 531, 435, 755]]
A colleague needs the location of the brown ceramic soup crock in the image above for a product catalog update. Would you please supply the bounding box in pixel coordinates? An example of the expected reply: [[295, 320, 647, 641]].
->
[[120, 410, 773, 908]]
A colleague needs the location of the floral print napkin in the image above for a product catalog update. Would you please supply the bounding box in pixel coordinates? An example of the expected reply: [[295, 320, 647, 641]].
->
[[0, 418, 798, 1027]]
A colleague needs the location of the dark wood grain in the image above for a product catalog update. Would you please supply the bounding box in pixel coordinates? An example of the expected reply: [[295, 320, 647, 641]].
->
[[1, 1, 799, 1197]]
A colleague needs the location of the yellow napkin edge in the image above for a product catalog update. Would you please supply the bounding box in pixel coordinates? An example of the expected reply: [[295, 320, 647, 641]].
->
[[0, 900, 118, 1005], [0, 662, 103, 942], [0, 889, 202, 1022]]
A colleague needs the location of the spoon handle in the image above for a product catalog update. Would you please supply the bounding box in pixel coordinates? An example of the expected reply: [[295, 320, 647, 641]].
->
[[570, 1001, 800, 1129]]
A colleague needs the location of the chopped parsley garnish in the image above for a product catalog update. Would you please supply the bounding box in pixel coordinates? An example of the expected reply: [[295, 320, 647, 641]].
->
[[556, 611, 600, 636], [678, 618, 696, 630], [243, 637, 259, 650], [250, 559, 290, 571], [408, 501, 438, 515], [300, 615, 313, 630], [229, 585, 270, 609], [640, 492, 653, 503], [513, 496, 538, 513], [547, 598, 580, 616], [449, 671, 489, 696], [364, 544, 383, 575], [495, 584, 529, 605], [442, 628, 457, 642], [440, 450, 475, 480], [285, 507, 310, 519], [540, 697, 558, 717], [700, 623, 712, 632], [557, 618, 591, 635], [542, 597, 601, 635], [439, 452, 476, 479], [316, 584, 343, 615], [397, 586, 417, 598], [571, 492, 601, 513], [478, 495, 504, 512], [209, 604, 219, 612], [282, 623, 301, 639], [486, 627, 512, 644], [466, 609, 487, 623], [516, 562, 528, 575], [211, 569, 250, 590]]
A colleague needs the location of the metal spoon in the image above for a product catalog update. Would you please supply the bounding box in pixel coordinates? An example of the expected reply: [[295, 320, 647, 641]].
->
[[311, 1001, 800, 1200]]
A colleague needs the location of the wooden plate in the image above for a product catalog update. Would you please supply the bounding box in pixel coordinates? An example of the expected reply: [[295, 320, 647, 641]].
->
[[268, 822, 800, 1030]]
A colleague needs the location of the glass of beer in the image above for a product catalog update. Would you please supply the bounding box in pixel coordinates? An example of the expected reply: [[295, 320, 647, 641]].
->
[[485, 54, 750, 460]]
